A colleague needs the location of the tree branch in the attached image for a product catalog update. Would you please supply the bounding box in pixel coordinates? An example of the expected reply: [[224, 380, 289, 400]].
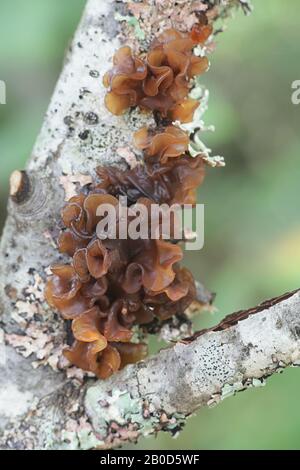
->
[[4, 0, 295, 452], [85, 289, 300, 449]]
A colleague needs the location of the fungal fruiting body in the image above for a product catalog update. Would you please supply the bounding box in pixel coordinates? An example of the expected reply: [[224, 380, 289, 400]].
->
[[46, 22, 213, 379], [103, 24, 211, 122], [45, 183, 196, 378], [97, 146, 205, 206]]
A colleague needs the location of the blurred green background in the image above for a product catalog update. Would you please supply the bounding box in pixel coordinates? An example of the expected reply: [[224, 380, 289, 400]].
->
[[0, 0, 299, 450]]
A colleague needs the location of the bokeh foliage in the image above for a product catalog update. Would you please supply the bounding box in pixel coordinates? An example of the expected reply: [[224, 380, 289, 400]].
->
[[0, 0, 299, 449]]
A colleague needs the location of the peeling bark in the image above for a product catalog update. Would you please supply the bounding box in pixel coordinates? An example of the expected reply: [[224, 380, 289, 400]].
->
[[3, 0, 296, 452]]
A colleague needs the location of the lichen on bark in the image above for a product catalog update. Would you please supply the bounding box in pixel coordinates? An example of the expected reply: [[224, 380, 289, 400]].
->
[[3, 0, 288, 452]]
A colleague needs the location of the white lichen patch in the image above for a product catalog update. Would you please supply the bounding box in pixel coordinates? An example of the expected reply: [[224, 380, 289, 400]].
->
[[0, 384, 34, 418], [14, 301, 39, 321], [6, 326, 52, 360], [5, 316, 67, 372], [59, 174, 93, 201], [201, 155, 226, 167], [158, 318, 193, 343], [4, 269, 69, 371], [25, 273, 46, 302]]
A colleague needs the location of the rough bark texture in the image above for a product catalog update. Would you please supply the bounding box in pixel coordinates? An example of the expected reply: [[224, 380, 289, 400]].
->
[[1, 0, 296, 452], [85, 290, 300, 449]]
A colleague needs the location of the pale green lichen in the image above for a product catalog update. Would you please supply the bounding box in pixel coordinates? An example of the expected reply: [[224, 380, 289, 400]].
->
[[167, 412, 186, 435], [85, 386, 188, 444], [61, 424, 104, 450], [86, 387, 142, 435], [178, 79, 225, 166], [115, 13, 145, 41], [207, 377, 267, 408], [43, 420, 61, 450], [220, 378, 266, 401], [251, 378, 266, 388], [61, 430, 80, 450], [77, 427, 104, 450], [220, 382, 245, 400]]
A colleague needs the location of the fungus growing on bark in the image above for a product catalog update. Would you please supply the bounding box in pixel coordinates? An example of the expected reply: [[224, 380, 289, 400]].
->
[[45, 189, 195, 378], [133, 125, 189, 164], [103, 45, 147, 115], [46, 22, 212, 379], [96, 154, 205, 205], [103, 23, 211, 121]]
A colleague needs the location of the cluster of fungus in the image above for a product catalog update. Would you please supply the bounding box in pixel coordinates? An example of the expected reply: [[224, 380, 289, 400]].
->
[[103, 23, 212, 121], [46, 20, 212, 379]]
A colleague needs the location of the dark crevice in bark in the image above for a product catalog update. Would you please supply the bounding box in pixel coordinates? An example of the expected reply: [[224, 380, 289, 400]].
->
[[184, 289, 300, 342]]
